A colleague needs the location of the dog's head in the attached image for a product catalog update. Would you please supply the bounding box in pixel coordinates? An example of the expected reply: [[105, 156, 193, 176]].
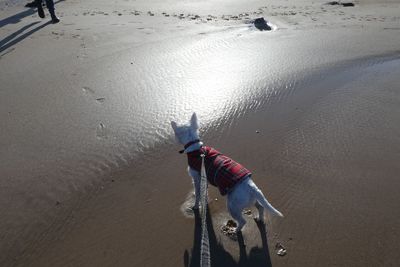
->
[[171, 112, 200, 146]]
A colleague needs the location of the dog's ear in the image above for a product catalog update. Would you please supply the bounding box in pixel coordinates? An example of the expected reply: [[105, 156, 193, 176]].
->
[[190, 112, 199, 130], [171, 121, 178, 132]]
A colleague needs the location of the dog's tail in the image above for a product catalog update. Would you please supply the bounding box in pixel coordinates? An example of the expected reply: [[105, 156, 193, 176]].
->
[[254, 188, 284, 217]]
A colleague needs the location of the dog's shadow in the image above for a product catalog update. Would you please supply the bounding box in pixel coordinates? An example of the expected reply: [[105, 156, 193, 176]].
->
[[184, 208, 273, 267]]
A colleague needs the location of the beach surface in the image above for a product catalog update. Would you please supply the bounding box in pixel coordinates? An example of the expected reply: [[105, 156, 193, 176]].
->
[[1, 0, 400, 266]]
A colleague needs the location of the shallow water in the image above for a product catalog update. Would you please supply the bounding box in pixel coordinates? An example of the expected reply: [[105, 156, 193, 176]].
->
[[69, 28, 400, 168]]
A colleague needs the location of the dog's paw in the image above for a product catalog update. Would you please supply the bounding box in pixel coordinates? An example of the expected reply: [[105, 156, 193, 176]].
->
[[254, 216, 265, 223], [235, 228, 243, 235], [254, 217, 266, 227]]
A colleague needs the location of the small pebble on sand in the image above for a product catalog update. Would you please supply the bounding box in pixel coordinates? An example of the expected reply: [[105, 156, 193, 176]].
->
[[275, 242, 287, 256]]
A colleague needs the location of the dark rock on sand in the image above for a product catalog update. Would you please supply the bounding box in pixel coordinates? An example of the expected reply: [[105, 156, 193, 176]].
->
[[254, 17, 272, 31], [327, 1, 355, 7]]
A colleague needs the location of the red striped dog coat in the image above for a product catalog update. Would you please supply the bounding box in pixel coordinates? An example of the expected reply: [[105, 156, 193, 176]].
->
[[187, 146, 251, 195]]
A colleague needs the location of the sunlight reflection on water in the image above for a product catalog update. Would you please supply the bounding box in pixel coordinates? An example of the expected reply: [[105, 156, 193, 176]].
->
[[82, 30, 303, 166]]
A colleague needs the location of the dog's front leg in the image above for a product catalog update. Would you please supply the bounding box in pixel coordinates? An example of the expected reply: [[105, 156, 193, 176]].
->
[[188, 167, 201, 209]]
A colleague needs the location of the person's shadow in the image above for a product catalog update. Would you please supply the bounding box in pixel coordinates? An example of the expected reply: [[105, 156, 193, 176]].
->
[[0, 21, 51, 54], [0, 0, 65, 55], [0, 8, 37, 28], [0, 0, 64, 28], [184, 208, 273, 267]]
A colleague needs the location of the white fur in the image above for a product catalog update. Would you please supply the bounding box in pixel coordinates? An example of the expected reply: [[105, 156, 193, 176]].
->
[[171, 113, 283, 232]]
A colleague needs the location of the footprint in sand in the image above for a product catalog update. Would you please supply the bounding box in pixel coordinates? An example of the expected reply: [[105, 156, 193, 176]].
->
[[82, 87, 106, 104], [221, 220, 239, 240], [96, 122, 108, 139], [82, 86, 95, 95]]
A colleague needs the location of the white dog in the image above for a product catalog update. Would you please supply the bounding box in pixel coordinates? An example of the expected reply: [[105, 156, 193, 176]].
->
[[171, 113, 283, 232]]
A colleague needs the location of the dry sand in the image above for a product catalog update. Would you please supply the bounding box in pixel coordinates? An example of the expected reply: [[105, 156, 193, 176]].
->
[[1, 0, 400, 266]]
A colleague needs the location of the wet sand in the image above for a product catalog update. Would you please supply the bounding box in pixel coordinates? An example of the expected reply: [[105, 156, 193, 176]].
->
[[1, 0, 400, 266]]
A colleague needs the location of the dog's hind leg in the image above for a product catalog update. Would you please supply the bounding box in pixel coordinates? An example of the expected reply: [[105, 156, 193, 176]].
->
[[189, 168, 201, 209], [228, 201, 246, 232]]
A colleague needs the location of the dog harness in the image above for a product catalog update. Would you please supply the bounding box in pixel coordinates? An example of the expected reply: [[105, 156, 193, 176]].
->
[[186, 146, 251, 195]]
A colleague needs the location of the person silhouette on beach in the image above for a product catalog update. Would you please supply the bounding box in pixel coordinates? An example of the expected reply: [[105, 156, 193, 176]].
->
[[35, 0, 60, 23]]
